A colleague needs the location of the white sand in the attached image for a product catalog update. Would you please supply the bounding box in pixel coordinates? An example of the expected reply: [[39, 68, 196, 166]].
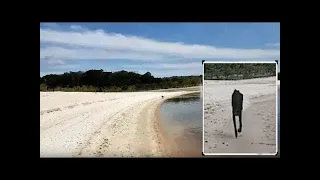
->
[[40, 90, 199, 157], [203, 76, 277, 155]]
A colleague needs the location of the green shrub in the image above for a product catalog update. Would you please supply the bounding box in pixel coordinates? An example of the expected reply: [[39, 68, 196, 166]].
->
[[40, 84, 47, 91], [127, 85, 136, 92]]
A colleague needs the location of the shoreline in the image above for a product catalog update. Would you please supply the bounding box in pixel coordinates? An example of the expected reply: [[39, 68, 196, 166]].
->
[[40, 86, 202, 93], [40, 90, 199, 157], [154, 92, 203, 157], [148, 86, 201, 92]]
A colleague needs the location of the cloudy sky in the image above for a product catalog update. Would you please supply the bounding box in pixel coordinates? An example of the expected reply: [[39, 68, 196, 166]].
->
[[40, 23, 280, 77]]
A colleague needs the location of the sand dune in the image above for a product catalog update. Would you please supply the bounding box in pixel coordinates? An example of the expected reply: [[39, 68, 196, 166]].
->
[[40, 90, 199, 157], [203, 76, 277, 155]]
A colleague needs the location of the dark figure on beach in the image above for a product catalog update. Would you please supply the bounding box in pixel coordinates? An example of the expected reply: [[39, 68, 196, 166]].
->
[[232, 89, 243, 138], [161, 95, 164, 98]]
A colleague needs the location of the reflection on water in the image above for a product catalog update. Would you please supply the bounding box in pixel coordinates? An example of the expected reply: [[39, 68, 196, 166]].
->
[[165, 92, 200, 103], [160, 92, 202, 157]]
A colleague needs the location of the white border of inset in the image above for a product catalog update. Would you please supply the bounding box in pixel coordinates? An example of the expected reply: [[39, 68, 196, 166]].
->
[[202, 61, 278, 156]]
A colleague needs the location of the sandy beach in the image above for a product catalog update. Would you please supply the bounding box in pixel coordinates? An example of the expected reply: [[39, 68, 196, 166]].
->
[[40, 88, 200, 157], [203, 76, 277, 155]]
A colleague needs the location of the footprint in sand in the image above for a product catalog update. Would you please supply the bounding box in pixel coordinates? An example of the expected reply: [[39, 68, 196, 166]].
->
[[220, 141, 228, 146]]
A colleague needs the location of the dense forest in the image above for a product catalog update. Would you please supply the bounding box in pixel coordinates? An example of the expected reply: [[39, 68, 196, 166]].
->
[[204, 63, 277, 80], [40, 70, 202, 92]]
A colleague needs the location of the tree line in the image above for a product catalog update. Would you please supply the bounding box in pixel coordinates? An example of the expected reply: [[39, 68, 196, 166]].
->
[[40, 70, 202, 92], [204, 63, 277, 80]]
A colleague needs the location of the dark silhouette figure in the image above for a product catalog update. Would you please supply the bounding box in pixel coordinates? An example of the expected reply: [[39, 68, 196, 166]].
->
[[231, 89, 243, 138]]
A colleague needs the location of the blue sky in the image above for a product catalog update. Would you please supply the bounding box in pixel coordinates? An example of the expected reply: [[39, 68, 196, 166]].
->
[[40, 23, 280, 77]]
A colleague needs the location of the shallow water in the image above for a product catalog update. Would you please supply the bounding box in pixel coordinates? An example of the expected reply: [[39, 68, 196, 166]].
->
[[159, 90, 280, 156], [159, 92, 202, 156]]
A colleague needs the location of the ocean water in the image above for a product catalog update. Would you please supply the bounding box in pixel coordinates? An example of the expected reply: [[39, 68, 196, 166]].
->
[[159, 92, 202, 156]]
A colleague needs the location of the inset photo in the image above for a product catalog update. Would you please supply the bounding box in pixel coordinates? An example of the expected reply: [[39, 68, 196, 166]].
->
[[203, 62, 278, 155]]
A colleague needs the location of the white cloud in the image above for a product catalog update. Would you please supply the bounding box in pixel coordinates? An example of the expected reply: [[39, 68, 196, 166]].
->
[[40, 25, 280, 76], [122, 62, 201, 69], [40, 27, 280, 60], [41, 54, 81, 70], [42, 55, 66, 66], [70, 25, 88, 31], [151, 69, 201, 77], [48, 59, 64, 66], [51, 64, 81, 70], [113, 67, 201, 78], [41, 55, 65, 66], [121, 63, 202, 77], [40, 46, 165, 61], [40, 71, 64, 77]]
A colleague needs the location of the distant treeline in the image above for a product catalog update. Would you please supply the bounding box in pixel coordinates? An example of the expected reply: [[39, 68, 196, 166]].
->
[[40, 70, 202, 92], [204, 63, 277, 80]]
